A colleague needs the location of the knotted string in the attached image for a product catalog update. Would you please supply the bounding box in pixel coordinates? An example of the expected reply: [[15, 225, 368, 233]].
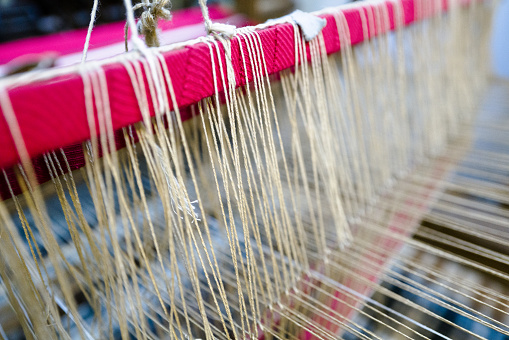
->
[[119, 0, 235, 118], [124, 0, 171, 50], [121, 0, 235, 52], [123, 0, 165, 113], [135, 0, 172, 47], [198, 0, 236, 38]]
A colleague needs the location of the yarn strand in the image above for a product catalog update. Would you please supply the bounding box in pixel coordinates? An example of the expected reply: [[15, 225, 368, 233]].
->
[[124, 0, 172, 49], [198, 0, 236, 38], [81, 0, 99, 63]]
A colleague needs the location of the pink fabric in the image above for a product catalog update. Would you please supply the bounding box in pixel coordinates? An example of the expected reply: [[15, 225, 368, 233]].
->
[[0, 0, 465, 199], [0, 0, 420, 172]]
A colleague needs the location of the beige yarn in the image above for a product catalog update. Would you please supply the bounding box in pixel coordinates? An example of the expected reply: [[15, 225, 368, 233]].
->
[[125, 0, 172, 49], [0, 0, 505, 339]]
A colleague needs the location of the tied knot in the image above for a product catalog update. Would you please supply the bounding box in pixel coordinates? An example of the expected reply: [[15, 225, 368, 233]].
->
[[206, 22, 236, 38], [198, 0, 236, 38], [134, 0, 171, 47]]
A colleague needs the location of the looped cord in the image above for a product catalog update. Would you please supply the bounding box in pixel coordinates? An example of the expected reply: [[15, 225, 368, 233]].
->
[[198, 0, 236, 38], [124, 0, 171, 50], [136, 0, 172, 47], [124, 0, 144, 50], [123, 0, 165, 114]]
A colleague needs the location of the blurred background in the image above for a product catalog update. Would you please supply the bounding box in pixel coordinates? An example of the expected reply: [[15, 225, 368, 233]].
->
[[0, 0, 506, 76]]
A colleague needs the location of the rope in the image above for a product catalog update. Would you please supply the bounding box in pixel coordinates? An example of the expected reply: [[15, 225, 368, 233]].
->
[[124, 0, 171, 49], [135, 0, 172, 47]]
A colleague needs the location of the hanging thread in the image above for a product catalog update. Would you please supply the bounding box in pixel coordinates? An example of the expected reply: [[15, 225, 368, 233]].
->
[[81, 0, 99, 63], [198, 0, 236, 38]]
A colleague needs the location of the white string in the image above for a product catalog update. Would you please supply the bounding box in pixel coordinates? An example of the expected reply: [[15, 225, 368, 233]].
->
[[311, 271, 453, 340], [198, 0, 236, 37], [122, 0, 165, 114], [123, 0, 146, 49], [81, 0, 99, 63], [133, 0, 172, 47]]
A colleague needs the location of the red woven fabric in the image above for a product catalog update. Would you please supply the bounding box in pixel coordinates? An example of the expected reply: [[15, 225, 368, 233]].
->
[[0, 0, 457, 198]]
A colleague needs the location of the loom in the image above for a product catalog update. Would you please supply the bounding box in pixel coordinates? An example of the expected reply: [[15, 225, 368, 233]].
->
[[0, 0, 507, 339]]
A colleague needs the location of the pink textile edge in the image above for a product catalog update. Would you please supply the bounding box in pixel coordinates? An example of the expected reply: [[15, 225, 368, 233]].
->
[[0, 0, 423, 171]]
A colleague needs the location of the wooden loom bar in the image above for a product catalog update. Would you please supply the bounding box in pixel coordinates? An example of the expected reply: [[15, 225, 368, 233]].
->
[[0, 0, 458, 172]]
